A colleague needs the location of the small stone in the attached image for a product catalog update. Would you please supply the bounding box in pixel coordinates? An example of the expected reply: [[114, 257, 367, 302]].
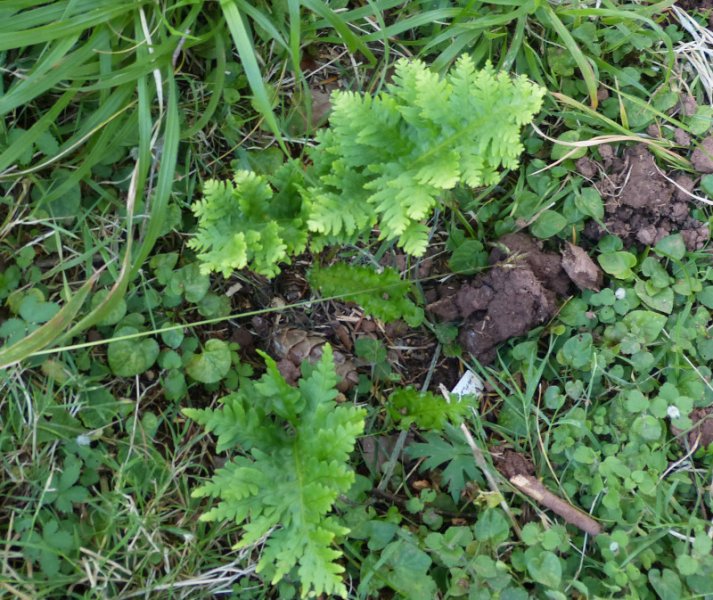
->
[[598, 144, 614, 161], [674, 174, 695, 201], [680, 94, 698, 117], [647, 123, 661, 138], [575, 156, 598, 179], [674, 128, 691, 147]]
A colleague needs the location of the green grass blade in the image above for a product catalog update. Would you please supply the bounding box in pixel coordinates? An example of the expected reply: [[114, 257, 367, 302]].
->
[[0, 90, 76, 173], [0, 34, 81, 116], [131, 70, 180, 275], [301, 0, 376, 64], [538, 4, 598, 109], [0, 1, 142, 51], [0, 272, 100, 369], [234, 0, 289, 52], [221, 0, 287, 153], [182, 29, 227, 139]]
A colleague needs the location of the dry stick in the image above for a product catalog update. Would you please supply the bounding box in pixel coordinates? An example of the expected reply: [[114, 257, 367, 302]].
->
[[441, 382, 603, 538], [509, 474, 602, 537], [439, 385, 522, 539]]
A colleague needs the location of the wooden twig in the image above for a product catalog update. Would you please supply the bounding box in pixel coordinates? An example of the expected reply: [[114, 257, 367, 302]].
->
[[509, 474, 602, 537]]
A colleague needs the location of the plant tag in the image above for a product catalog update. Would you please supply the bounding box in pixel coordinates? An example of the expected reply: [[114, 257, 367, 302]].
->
[[451, 370, 484, 399]]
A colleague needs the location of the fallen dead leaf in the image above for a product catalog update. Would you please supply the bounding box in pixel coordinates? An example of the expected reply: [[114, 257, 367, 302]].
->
[[561, 242, 603, 291]]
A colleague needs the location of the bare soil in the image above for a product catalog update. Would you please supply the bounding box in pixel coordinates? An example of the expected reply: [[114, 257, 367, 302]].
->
[[580, 143, 709, 250], [426, 233, 581, 363]]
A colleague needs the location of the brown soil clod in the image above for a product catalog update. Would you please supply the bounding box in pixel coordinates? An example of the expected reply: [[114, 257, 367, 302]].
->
[[493, 448, 535, 480], [427, 233, 576, 363], [584, 143, 709, 251]]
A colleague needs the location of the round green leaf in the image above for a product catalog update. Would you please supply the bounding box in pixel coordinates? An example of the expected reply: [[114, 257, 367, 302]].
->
[[108, 326, 160, 377], [700, 174, 713, 197], [697, 286, 713, 309], [551, 130, 587, 161], [654, 234, 686, 261], [598, 251, 637, 279], [531, 210, 567, 239], [163, 368, 187, 401], [185, 339, 232, 383], [623, 310, 666, 343], [158, 349, 182, 370], [631, 414, 662, 442], [525, 548, 562, 588], [648, 568, 682, 600], [161, 326, 185, 349], [574, 187, 604, 221], [449, 240, 487, 275], [634, 281, 673, 314], [19, 293, 60, 324], [90, 289, 127, 326]]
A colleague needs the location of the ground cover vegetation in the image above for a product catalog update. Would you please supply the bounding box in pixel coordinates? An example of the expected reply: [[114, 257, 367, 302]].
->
[[1, 1, 712, 598]]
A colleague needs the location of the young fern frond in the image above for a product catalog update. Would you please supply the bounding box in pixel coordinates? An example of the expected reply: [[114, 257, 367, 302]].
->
[[184, 346, 365, 598], [188, 161, 307, 278], [305, 55, 545, 255]]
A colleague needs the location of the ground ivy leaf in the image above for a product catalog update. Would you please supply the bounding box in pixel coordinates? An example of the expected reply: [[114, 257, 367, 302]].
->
[[598, 251, 637, 279], [531, 210, 567, 239], [635, 281, 673, 314], [551, 131, 587, 160], [185, 339, 232, 383], [525, 548, 562, 588], [632, 414, 662, 441], [108, 326, 160, 377], [654, 234, 686, 261], [697, 286, 713, 309], [648, 568, 682, 600], [574, 187, 604, 221], [19, 294, 60, 324], [449, 239, 487, 274], [623, 310, 666, 344]]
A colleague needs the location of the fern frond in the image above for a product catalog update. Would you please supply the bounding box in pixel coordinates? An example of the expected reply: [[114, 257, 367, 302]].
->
[[188, 162, 307, 278], [303, 55, 544, 255], [308, 264, 424, 327], [183, 346, 365, 598], [388, 387, 475, 430]]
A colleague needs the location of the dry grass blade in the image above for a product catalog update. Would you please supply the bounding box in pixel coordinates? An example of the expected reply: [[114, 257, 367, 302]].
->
[[0, 270, 101, 369]]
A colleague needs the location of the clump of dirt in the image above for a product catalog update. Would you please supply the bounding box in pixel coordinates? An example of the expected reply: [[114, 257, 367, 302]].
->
[[493, 448, 535, 479], [426, 233, 591, 363], [581, 143, 709, 250]]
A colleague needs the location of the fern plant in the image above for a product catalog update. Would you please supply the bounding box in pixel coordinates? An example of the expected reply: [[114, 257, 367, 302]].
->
[[183, 345, 365, 598], [190, 56, 544, 277], [305, 55, 546, 255], [188, 160, 306, 277], [388, 387, 474, 430]]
